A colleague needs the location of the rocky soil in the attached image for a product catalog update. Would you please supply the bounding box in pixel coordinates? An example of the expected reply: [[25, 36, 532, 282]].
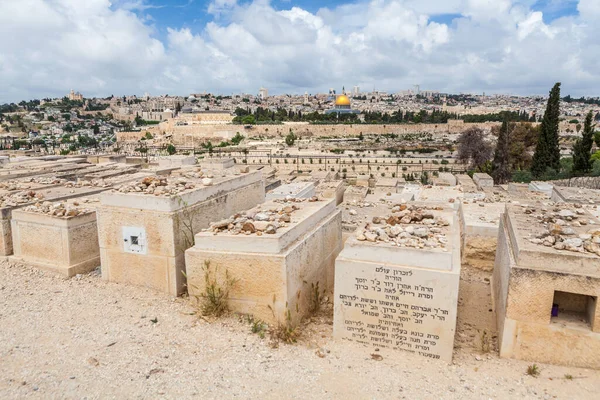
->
[[523, 204, 600, 255], [113, 176, 208, 196], [21, 198, 97, 218], [0, 177, 65, 190], [1, 261, 599, 399], [207, 197, 320, 236], [356, 204, 450, 249]]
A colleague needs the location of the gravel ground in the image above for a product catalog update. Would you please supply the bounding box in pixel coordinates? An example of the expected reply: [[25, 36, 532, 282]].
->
[[1, 260, 599, 399]]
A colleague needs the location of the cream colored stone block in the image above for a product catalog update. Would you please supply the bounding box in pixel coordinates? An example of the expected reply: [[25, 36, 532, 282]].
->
[[493, 205, 600, 369], [333, 210, 461, 363], [10, 210, 100, 277], [185, 199, 342, 324], [97, 173, 265, 296]]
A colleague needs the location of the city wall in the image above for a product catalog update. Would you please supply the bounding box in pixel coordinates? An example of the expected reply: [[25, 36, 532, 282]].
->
[[117, 121, 502, 145]]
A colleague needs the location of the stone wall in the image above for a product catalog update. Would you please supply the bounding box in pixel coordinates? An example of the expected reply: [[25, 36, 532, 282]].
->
[[552, 177, 600, 190], [117, 121, 503, 145]]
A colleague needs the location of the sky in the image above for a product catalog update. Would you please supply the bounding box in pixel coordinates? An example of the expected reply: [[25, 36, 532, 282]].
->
[[0, 0, 599, 103]]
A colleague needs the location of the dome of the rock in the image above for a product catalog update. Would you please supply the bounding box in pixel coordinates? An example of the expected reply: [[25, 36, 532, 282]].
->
[[335, 95, 351, 106]]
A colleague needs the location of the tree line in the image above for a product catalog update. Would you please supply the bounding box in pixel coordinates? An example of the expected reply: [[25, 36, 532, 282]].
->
[[232, 106, 536, 125], [457, 82, 599, 184]]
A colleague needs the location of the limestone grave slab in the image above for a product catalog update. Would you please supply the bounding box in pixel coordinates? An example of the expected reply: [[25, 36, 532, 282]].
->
[[97, 171, 265, 296], [333, 206, 461, 363], [10, 209, 99, 277], [493, 203, 600, 369], [266, 181, 316, 200], [185, 198, 342, 324]]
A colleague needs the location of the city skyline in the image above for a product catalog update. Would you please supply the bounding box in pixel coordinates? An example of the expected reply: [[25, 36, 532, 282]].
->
[[1, 0, 599, 103]]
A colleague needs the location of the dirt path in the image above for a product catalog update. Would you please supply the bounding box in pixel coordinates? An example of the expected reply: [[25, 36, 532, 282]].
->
[[1, 261, 599, 399]]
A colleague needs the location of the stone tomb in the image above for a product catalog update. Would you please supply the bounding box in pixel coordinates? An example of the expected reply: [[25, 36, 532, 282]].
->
[[10, 207, 99, 277], [333, 205, 461, 362], [528, 181, 553, 197], [0, 184, 112, 256], [97, 171, 264, 296], [158, 155, 197, 168], [472, 173, 494, 190], [551, 186, 600, 205], [266, 181, 316, 200], [344, 185, 369, 204], [317, 180, 346, 205], [185, 198, 342, 324], [455, 174, 485, 200], [200, 157, 234, 171], [493, 203, 600, 369]]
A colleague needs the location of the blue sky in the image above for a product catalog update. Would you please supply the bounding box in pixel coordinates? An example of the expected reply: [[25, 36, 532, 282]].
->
[[134, 0, 581, 35], [1, 0, 599, 102]]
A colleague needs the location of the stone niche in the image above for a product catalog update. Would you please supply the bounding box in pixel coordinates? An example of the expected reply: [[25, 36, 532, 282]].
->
[[493, 204, 600, 369], [185, 198, 342, 325], [333, 206, 461, 363], [97, 171, 265, 296], [458, 202, 505, 271], [10, 209, 100, 276], [266, 181, 316, 201]]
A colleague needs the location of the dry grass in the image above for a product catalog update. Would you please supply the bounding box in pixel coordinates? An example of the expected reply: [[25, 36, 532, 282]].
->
[[527, 364, 540, 377], [196, 261, 238, 318]]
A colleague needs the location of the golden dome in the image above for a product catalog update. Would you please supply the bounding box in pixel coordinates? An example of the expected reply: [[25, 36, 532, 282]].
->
[[335, 95, 351, 106]]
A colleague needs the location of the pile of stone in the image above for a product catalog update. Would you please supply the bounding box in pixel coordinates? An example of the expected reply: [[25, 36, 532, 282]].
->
[[206, 200, 310, 236], [22, 199, 95, 218], [0, 190, 45, 208], [356, 205, 450, 249], [113, 176, 213, 196], [526, 206, 600, 255], [273, 196, 319, 204], [0, 177, 65, 190], [65, 179, 111, 188]]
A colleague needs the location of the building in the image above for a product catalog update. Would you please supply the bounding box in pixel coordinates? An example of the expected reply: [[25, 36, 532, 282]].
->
[[259, 87, 268, 100], [68, 90, 83, 102], [325, 94, 360, 115]]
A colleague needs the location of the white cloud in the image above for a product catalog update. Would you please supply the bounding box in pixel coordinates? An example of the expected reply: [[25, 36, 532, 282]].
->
[[578, 0, 600, 19], [0, 0, 598, 102], [207, 0, 238, 15]]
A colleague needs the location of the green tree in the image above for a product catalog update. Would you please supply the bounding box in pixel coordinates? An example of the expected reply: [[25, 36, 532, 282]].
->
[[285, 131, 297, 147], [491, 119, 512, 184], [230, 132, 244, 145], [241, 115, 256, 125], [166, 144, 176, 155], [531, 83, 561, 177], [572, 111, 595, 175]]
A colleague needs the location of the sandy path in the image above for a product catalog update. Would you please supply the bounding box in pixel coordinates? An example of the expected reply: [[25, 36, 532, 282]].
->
[[1, 261, 599, 399]]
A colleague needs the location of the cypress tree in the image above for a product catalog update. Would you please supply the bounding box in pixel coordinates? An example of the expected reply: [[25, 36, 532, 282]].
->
[[531, 82, 561, 177], [572, 111, 595, 175], [492, 119, 511, 184]]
